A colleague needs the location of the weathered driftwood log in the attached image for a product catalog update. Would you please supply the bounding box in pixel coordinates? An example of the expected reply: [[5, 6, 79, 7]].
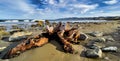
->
[[3, 36, 49, 59], [57, 30, 74, 53], [1, 22, 87, 59]]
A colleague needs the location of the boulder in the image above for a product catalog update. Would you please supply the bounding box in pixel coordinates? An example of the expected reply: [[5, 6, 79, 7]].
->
[[85, 48, 102, 58], [9, 32, 32, 42], [90, 31, 103, 37], [101, 46, 117, 52], [78, 33, 88, 40]]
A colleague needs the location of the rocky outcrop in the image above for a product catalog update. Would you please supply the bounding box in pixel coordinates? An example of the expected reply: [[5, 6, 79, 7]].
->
[[9, 29, 24, 35], [9, 32, 32, 42]]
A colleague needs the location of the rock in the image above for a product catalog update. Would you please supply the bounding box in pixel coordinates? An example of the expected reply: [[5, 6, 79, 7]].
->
[[9, 29, 24, 35], [0, 59, 9, 61], [94, 43, 105, 49], [9, 32, 32, 42], [91, 37, 106, 42], [90, 31, 103, 37], [86, 41, 105, 49], [101, 46, 117, 52], [0, 41, 9, 52], [118, 26, 120, 28], [0, 47, 6, 51], [104, 57, 110, 61], [85, 48, 102, 58], [86, 41, 97, 49], [88, 45, 98, 49], [105, 37, 115, 42], [86, 37, 106, 49], [78, 33, 88, 40], [1, 36, 9, 41]]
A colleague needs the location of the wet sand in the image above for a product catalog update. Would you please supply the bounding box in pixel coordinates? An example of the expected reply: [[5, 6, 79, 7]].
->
[[0, 20, 120, 61]]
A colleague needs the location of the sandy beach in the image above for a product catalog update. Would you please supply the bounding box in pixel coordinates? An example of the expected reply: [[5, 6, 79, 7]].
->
[[0, 20, 120, 61]]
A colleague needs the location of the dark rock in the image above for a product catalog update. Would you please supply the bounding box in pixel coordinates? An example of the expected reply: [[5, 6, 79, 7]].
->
[[1, 36, 9, 41], [78, 33, 88, 40], [86, 41, 97, 49], [85, 48, 102, 58], [86, 41, 105, 49]]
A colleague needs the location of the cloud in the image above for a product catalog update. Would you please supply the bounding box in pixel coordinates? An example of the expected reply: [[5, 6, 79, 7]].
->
[[103, 0, 118, 5], [0, 0, 120, 19], [0, 0, 37, 14], [0, 0, 48, 19], [48, 0, 55, 4], [15, 0, 36, 14], [69, 4, 98, 13]]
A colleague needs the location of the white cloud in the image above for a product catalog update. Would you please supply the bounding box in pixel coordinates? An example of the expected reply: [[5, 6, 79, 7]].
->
[[69, 4, 98, 13], [15, 0, 36, 14], [0, 0, 37, 14], [104, 0, 118, 5], [48, 0, 55, 4], [0, 0, 49, 19]]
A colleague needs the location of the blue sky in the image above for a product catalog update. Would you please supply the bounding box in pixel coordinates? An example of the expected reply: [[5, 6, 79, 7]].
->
[[0, 0, 120, 19]]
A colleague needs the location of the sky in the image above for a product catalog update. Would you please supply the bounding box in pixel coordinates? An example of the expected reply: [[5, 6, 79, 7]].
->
[[0, 0, 120, 19]]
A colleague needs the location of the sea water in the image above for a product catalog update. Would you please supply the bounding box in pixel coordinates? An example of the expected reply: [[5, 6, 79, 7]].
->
[[0, 20, 107, 31]]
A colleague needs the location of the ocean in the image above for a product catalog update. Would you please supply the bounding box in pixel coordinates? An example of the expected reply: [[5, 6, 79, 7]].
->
[[0, 20, 107, 31]]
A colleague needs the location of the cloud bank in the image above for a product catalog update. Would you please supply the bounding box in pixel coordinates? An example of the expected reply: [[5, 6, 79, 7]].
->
[[0, 0, 120, 19]]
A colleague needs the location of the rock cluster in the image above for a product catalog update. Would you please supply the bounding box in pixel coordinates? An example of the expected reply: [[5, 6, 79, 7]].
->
[[83, 31, 118, 58]]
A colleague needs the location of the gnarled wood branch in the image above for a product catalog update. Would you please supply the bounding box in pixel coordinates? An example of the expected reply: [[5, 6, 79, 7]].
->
[[1, 22, 86, 59]]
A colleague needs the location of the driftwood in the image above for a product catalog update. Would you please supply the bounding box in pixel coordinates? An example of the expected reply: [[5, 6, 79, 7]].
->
[[1, 22, 87, 59]]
